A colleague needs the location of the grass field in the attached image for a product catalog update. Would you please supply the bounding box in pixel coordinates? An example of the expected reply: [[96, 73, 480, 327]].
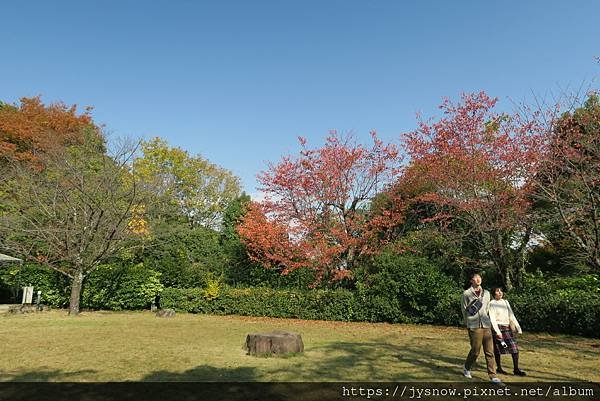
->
[[1, 311, 598, 382]]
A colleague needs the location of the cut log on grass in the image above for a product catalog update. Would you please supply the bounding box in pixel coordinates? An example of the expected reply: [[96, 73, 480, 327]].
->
[[245, 330, 304, 356]]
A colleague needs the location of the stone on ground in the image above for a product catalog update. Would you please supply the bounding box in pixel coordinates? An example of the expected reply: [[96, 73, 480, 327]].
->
[[245, 330, 304, 356], [156, 308, 176, 318]]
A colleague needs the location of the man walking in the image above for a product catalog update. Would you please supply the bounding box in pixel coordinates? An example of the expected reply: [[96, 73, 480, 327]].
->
[[461, 271, 503, 385]]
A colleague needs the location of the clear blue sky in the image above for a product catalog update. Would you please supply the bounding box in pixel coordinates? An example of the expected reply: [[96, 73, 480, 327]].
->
[[2, 1, 598, 196]]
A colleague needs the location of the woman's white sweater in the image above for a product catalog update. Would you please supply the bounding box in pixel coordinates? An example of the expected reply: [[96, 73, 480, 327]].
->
[[489, 298, 522, 335]]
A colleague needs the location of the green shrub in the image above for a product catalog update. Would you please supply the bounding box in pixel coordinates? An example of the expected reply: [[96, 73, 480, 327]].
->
[[81, 263, 163, 310], [0, 263, 70, 307], [140, 226, 226, 288], [159, 287, 206, 312], [507, 273, 599, 337], [161, 286, 358, 321], [161, 253, 463, 327], [355, 252, 463, 326], [398, 228, 467, 284], [161, 276, 458, 326]]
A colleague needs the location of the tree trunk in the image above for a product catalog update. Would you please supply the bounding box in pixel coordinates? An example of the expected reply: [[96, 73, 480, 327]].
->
[[492, 255, 513, 292], [345, 245, 356, 270], [504, 269, 513, 292], [69, 269, 85, 316], [514, 248, 527, 289], [493, 234, 514, 291]]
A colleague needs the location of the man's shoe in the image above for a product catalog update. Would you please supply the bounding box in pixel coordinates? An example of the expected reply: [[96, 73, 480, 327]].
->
[[514, 369, 527, 376], [497, 367, 508, 374], [491, 377, 506, 386], [463, 367, 472, 379]]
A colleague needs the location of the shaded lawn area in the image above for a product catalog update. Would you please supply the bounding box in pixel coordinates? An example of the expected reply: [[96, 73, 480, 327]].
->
[[1, 311, 598, 382]]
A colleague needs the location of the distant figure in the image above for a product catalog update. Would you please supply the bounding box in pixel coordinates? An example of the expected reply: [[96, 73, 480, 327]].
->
[[489, 287, 526, 376], [461, 271, 502, 385]]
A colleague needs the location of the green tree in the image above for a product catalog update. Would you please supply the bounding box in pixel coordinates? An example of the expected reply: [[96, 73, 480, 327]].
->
[[0, 133, 145, 315], [139, 225, 226, 288], [220, 194, 251, 263], [133, 137, 241, 229]]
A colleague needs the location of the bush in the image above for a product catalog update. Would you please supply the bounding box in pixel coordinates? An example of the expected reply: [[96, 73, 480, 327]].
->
[[81, 263, 163, 310], [398, 228, 468, 284], [0, 261, 164, 310], [507, 273, 599, 337], [161, 274, 459, 326], [139, 226, 226, 288], [355, 252, 463, 326], [0, 263, 70, 307], [160, 286, 358, 321], [160, 252, 463, 327]]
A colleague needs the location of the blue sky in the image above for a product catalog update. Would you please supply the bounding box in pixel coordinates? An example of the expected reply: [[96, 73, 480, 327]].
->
[[2, 1, 598, 196]]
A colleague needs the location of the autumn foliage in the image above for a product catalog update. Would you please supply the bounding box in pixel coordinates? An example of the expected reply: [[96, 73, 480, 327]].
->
[[402, 92, 545, 288], [0, 96, 94, 165], [532, 94, 600, 269], [237, 132, 404, 284]]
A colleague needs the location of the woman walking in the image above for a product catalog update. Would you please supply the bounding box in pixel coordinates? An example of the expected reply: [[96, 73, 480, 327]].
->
[[489, 287, 526, 376]]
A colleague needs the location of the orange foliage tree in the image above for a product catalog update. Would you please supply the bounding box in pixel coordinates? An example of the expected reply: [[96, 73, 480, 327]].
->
[[237, 132, 404, 285], [0, 96, 94, 165]]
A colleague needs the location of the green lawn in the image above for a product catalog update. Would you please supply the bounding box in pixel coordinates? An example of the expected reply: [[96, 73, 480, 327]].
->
[[1, 311, 598, 382]]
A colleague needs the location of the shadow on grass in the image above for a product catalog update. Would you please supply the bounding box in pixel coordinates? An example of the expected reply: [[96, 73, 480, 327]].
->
[[261, 339, 467, 382], [259, 337, 588, 382], [521, 337, 600, 359], [142, 365, 259, 382], [2, 337, 594, 384], [2, 368, 97, 382]]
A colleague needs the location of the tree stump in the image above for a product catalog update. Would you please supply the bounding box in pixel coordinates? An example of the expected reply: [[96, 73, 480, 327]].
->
[[245, 330, 304, 356]]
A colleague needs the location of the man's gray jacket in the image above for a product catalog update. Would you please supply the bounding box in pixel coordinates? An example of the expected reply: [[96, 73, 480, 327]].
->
[[461, 287, 492, 329]]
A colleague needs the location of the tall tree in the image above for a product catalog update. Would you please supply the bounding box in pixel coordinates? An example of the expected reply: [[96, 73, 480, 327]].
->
[[402, 92, 543, 289], [532, 94, 600, 270], [133, 137, 241, 229], [237, 132, 404, 284], [0, 96, 93, 165], [221, 193, 252, 261], [0, 132, 145, 315]]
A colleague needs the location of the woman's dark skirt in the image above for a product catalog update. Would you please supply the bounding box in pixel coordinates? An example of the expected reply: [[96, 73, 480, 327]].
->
[[493, 324, 519, 355]]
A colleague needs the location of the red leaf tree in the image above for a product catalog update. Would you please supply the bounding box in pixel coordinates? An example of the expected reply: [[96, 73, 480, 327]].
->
[[237, 131, 404, 284], [402, 92, 544, 289], [532, 94, 600, 270]]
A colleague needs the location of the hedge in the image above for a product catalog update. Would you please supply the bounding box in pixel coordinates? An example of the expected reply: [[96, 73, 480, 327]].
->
[[159, 255, 464, 326], [509, 292, 600, 338], [81, 263, 163, 310], [0, 262, 163, 310], [354, 253, 463, 326], [3, 262, 598, 338], [0, 263, 70, 307], [160, 286, 358, 322], [508, 274, 600, 338], [160, 277, 600, 337]]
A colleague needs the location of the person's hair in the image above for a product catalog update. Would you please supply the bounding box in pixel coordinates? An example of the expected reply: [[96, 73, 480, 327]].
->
[[490, 286, 504, 298], [464, 269, 482, 289], [468, 270, 482, 281]]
